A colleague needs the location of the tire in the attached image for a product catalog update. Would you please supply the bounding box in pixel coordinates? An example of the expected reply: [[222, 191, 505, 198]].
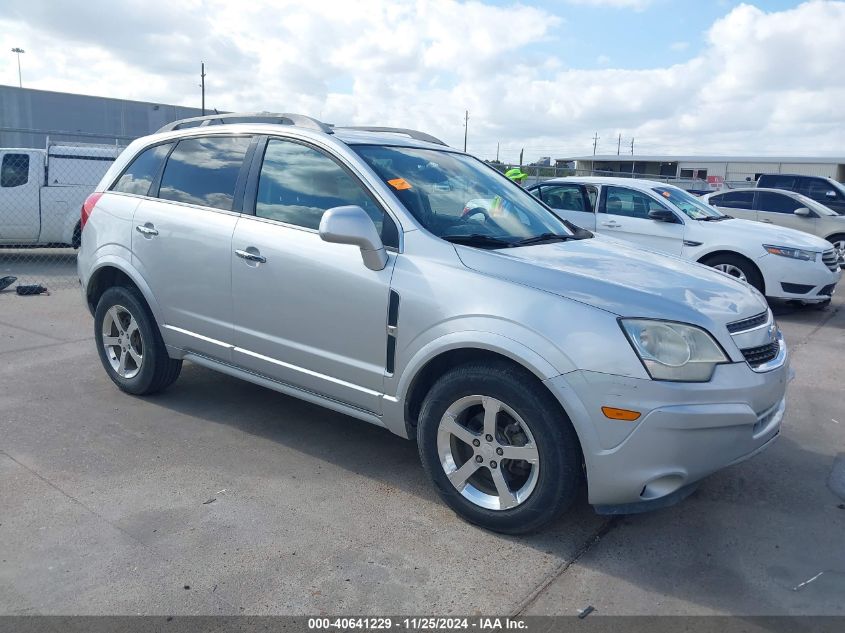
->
[[71, 222, 82, 249], [94, 286, 182, 395], [703, 253, 764, 294], [417, 361, 582, 534], [827, 233, 845, 260]]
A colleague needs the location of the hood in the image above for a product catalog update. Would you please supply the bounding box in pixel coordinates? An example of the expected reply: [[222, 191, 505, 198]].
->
[[455, 236, 768, 327], [716, 218, 833, 251]]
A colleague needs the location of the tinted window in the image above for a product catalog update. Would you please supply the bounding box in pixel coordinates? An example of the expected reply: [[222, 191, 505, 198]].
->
[[801, 178, 840, 201], [1, 153, 29, 187], [755, 191, 801, 214], [759, 174, 796, 189], [603, 186, 668, 219], [711, 191, 754, 209], [111, 143, 172, 195], [256, 139, 395, 245], [538, 184, 589, 212], [158, 136, 251, 210]]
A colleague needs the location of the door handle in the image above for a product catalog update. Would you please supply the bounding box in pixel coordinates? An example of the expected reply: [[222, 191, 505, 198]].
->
[[601, 221, 621, 228], [761, 219, 773, 223], [235, 249, 267, 264], [135, 224, 158, 237]]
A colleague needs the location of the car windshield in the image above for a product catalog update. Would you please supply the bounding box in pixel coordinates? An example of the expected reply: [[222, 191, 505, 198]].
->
[[353, 145, 575, 247], [653, 186, 724, 219]]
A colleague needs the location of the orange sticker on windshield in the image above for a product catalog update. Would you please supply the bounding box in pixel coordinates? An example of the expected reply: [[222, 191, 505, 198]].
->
[[387, 178, 412, 190]]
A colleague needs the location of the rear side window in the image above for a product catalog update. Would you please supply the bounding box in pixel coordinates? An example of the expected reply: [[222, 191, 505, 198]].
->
[[710, 191, 753, 209], [1, 153, 29, 188], [759, 174, 796, 189], [255, 138, 397, 246], [158, 136, 251, 211], [755, 192, 801, 214], [537, 184, 590, 212], [111, 143, 172, 196]]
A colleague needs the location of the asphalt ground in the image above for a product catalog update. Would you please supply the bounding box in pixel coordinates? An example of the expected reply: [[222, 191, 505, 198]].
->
[[0, 254, 842, 615]]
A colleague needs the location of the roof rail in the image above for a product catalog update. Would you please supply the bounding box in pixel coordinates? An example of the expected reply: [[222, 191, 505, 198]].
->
[[156, 112, 334, 134], [337, 126, 448, 147]]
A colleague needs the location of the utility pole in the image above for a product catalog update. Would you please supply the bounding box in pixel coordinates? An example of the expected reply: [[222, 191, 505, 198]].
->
[[11, 48, 24, 88], [631, 138, 636, 176], [617, 133, 621, 156], [495, 142, 499, 163], [463, 110, 469, 152], [519, 148, 524, 167], [592, 132, 599, 155], [201, 62, 206, 116], [630, 137, 635, 155]]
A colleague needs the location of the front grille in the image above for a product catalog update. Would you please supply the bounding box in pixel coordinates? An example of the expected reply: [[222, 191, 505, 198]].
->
[[727, 311, 768, 333], [822, 249, 840, 272], [741, 340, 780, 367]]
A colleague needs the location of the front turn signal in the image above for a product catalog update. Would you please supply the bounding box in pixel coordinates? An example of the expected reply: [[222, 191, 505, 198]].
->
[[601, 406, 641, 421]]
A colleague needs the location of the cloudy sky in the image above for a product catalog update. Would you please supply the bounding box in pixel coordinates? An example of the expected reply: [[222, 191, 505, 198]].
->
[[2, 0, 844, 162]]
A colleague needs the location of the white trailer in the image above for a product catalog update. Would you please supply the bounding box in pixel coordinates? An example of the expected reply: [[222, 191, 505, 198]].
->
[[0, 142, 122, 247]]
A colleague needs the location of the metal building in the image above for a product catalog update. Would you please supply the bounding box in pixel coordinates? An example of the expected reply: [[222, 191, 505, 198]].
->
[[560, 154, 845, 187], [0, 85, 205, 148]]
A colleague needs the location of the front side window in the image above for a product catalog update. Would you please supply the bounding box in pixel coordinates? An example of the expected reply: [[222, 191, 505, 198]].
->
[[158, 136, 251, 211], [111, 143, 172, 196], [652, 186, 722, 219], [801, 178, 842, 201], [755, 191, 801, 214], [710, 191, 753, 210], [538, 184, 590, 212], [353, 145, 574, 245], [603, 186, 672, 220], [255, 139, 397, 246], [1, 153, 29, 188]]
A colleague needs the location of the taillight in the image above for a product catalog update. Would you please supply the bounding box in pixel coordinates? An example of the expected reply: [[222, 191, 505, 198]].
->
[[80, 192, 103, 231]]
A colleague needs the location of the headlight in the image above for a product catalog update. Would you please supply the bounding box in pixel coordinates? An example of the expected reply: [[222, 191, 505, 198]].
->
[[763, 245, 818, 262], [620, 319, 728, 382]]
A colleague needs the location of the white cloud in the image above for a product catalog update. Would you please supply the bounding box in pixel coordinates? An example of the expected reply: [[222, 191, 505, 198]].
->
[[596, 55, 612, 66], [1, 1, 844, 162], [670, 41, 690, 51], [566, 0, 655, 10]]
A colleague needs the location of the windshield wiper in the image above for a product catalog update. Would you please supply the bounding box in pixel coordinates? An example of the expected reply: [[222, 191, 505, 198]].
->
[[441, 234, 516, 248], [513, 232, 573, 246], [701, 215, 730, 221]]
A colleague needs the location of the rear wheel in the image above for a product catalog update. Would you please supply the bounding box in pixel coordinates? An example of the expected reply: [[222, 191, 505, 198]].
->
[[703, 253, 764, 294], [417, 361, 582, 534], [94, 286, 182, 395]]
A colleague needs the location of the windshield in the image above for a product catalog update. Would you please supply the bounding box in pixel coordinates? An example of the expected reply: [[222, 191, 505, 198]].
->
[[353, 145, 575, 246], [653, 186, 724, 219]]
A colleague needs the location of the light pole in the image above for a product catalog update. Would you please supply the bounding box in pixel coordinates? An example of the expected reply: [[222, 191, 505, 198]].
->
[[11, 48, 25, 88]]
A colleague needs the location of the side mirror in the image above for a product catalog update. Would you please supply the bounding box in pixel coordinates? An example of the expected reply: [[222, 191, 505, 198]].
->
[[793, 207, 811, 217], [826, 190, 837, 199], [648, 208, 677, 223], [319, 205, 388, 271]]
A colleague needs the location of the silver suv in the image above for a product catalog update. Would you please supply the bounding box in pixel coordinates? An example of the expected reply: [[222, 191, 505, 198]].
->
[[78, 113, 790, 533]]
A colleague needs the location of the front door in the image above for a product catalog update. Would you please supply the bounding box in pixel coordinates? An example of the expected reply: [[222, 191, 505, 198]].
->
[[596, 185, 685, 255], [230, 137, 398, 413], [754, 191, 818, 233], [0, 151, 39, 242], [132, 134, 253, 361]]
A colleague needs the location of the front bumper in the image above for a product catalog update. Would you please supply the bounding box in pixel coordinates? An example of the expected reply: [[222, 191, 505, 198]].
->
[[757, 252, 841, 301], [544, 351, 791, 509]]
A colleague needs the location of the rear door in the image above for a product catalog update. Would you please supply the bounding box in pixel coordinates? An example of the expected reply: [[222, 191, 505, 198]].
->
[[707, 190, 756, 221], [0, 151, 40, 242], [596, 185, 685, 255], [131, 134, 254, 361], [754, 191, 818, 233], [533, 183, 595, 229]]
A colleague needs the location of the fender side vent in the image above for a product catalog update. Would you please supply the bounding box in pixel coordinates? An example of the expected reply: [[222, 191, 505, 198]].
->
[[386, 290, 400, 373]]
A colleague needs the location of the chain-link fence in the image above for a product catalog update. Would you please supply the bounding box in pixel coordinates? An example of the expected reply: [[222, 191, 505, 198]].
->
[[0, 140, 125, 293]]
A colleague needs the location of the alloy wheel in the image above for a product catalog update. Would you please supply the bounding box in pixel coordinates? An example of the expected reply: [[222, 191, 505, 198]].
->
[[713, 263, 747, 282], [102, 304, 144, 379], [437, 395, 540, 511]]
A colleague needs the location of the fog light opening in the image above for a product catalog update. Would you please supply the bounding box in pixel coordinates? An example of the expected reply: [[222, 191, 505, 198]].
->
[[640, 474, 686, 500]]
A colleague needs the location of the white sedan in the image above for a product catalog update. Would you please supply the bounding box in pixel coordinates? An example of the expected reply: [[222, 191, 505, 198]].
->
[[528, 177, 841, 303]]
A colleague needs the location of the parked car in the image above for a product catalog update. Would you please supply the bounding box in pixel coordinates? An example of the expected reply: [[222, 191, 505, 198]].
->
[[756, 174, 845, 215], [702, 188, 845, 264], [529, 177, 841, 303], [79, 113, 790, 534], [0, 142, 121, 247]]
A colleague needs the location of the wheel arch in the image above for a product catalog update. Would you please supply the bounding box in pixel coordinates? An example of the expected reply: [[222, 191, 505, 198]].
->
[[86, 259, 163, 325], [697, 249, 765, 293]]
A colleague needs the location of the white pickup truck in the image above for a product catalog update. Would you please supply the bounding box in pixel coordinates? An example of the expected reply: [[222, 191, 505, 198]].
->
[[0, 142, 122, 247]]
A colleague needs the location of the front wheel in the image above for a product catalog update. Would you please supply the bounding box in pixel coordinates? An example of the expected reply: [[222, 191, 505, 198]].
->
[[417, 362, 582, 534], [827, 233, 845, 263], [703, 253, 764, 294]]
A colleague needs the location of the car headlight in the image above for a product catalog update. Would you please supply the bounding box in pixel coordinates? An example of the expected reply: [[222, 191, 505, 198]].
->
[[620, 319, 728, 382], [763, 245, 818, 262]]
